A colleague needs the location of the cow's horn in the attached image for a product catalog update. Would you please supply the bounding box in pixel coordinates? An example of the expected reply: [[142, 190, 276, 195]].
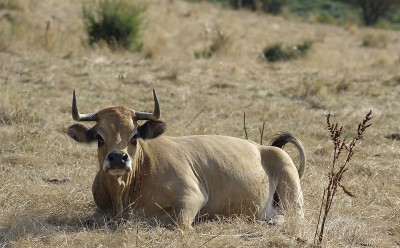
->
[[72, 90, 98, 121], [134, 89, 160, 121]]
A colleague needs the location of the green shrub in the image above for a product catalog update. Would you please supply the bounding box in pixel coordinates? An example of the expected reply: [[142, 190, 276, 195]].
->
[[335, 0, 400, 26], [82, 0, 144, 51], [188, 0, 230, 5], [263, 40, 313, 62], [287, 0, 358, 25], [262, 0, 286, 14], [229, 0, 286, 14]]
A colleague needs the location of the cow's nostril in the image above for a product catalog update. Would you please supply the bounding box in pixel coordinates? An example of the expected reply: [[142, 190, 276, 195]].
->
[[122, 154, 129, 161]]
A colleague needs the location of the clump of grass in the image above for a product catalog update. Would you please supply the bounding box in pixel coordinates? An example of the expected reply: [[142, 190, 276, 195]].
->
[[385, 133, 400, 141], [82, 0, 144, 51], [314, 110, 373, 246], [361, 33, 388, 48], [308, 13, 339, 25], [281, 76, 325, 100], [209, 82, 235, 89], [299, 76, 324, 98], [194, 25, 229, 59], [0, 0, 22, 10], [263, 40, 313, 62], [0, 108, 41, 126], [334, 79, 351, 93], [0, 92, 42, 126]]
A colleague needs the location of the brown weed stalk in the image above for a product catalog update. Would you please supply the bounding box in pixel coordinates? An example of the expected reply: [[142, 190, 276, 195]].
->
[[314, 110, 372, 246]]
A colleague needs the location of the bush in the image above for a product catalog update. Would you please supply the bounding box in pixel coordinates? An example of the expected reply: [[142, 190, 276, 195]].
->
[[288, 0, 357, 24], [263, 40, 313, 62], [82, 0, 144, 51], [230, 0, 258, 10], [262, 0, 286, 14], [335, 0, 400, 26], [229, 0, 286, 14]]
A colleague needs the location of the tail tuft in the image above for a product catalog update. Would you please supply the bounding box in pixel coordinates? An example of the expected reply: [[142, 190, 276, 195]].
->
[[269, 132, 295, 148]]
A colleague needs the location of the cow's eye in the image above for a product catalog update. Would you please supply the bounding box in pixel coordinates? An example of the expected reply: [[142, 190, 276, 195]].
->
[[97, 135, 105, 147], [130, 134, 138, 145]]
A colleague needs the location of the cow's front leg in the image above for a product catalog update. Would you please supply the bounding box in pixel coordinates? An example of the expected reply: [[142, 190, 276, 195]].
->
[[90, 173, 113, 227], [92, 208, 111, 227], [172, 185, 209, 230]]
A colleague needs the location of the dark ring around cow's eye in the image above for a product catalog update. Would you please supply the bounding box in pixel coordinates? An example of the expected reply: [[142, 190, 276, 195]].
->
[[130, 134, 138, 145], [97, 134, 105, 146]]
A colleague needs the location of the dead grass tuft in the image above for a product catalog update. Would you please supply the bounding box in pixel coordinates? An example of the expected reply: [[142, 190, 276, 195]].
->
[[362, 32, 389, 48], [0, 0, 23, 10], [194, 24, 230, 59]]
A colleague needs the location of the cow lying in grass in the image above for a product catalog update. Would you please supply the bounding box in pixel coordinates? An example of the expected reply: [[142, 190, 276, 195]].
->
[[67, 89, 306, 229]]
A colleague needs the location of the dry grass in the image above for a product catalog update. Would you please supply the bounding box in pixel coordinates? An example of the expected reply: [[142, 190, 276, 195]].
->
[[0, 0, 399, 247]]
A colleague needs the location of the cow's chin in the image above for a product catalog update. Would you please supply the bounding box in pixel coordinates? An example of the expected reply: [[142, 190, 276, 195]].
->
[[103, 160, 132, 177], [107, 169, 128, 177]]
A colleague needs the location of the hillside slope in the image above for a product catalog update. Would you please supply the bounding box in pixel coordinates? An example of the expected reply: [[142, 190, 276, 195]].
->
[[0, 0, 399, 247]]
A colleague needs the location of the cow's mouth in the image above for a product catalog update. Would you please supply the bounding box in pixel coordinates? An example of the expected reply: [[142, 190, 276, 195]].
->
[[107, 168, 128, 176]]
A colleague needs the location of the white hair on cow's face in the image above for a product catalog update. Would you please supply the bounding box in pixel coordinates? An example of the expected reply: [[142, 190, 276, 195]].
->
[[108, 168, 129, 177]]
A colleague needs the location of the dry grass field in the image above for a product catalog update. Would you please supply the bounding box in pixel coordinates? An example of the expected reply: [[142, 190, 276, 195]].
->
[[1, 0, 400, 247]]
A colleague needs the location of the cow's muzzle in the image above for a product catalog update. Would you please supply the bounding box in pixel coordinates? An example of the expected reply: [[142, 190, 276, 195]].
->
[[103, 150, 132, 176]]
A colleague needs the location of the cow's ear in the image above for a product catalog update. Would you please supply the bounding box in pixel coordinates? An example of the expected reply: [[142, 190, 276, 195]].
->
[[137, 120, 166, 140], [68, 123, 96, 143]]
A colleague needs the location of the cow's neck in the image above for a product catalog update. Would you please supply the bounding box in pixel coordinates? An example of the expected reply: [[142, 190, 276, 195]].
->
[[131, 143, 146, 210], [114, 176, 126, 219], [103, 171, 133, 220]]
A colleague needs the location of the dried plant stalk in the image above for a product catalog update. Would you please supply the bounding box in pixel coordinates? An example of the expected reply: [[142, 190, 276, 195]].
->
[[259, 122, 266, 145], [243, 112, 248, 140], [314, 110, 372, 246]]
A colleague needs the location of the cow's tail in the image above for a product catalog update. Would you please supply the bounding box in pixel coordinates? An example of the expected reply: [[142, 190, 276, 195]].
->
[[269, 132, 306, 179]]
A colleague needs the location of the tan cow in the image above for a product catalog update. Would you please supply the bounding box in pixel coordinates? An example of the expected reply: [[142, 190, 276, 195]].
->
[[67, 89, 306, 228]]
